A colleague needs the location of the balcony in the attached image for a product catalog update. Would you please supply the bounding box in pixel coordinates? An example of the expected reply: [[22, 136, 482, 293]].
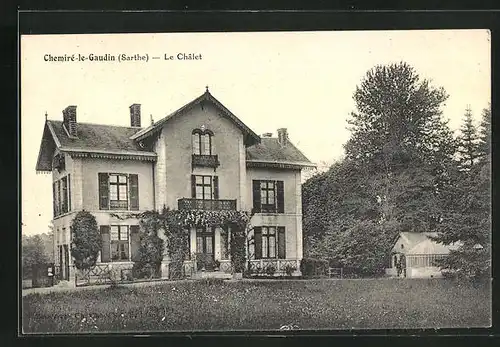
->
[[178, 198, 237, 211], [192, 154, 220, 169]]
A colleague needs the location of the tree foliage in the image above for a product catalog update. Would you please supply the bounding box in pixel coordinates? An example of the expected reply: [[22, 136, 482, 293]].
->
[[70, 211, 101, 270], [302, 62, 473, 275], [132, 211, 165, 279], [22, 234, 51, 279], [456, 106, 481, 171], [431, 105, 491, 279]]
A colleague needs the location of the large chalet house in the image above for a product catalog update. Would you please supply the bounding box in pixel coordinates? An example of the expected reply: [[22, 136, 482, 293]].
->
[[35, 89, 315, 282]]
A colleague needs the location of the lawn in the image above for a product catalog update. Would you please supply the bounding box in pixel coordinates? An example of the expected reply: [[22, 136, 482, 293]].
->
[[22, 278, 491, 333]]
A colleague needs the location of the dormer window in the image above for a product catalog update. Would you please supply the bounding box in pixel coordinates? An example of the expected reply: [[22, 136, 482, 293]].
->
[[192, 128, 214, 155]]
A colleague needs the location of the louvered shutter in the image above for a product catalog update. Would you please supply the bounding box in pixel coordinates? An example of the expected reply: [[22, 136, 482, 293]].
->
[[278, 227, 286, 259], [98, 173, 109, 210], [129, 174, 139, 210], [100, 226, 111, 262], [254, 227, 262, 259], [67, 174, 71, 211], [213, 176, 219, 199], [56, 180, 61, 215], [191, 175, 196, 198], [61, 177, 68, 213], [130, 225, 141, 262], [252, 180, 261, 213], [276, 180, 284, 213], [52, 182, 57, 217]]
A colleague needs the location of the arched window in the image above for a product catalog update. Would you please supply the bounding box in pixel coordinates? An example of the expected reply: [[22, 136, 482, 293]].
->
[[192, 129, 214, 155]]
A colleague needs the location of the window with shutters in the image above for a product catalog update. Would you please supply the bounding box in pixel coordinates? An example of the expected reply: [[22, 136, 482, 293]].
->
[[101, 225, 140, 263], [98, 173, 139, 211], [254, 226, 286, 259], [109, 174, 128, 209], [53, 174, 72, 217], [110, 225, 130, 261], [252, 180, 284, 213], [61, 176, 68, 213]]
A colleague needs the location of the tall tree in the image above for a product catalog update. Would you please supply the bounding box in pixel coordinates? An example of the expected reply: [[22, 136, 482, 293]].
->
[[303, 62, 456, 274], [432, 103, 491, 279], [344, 62, 455, 231], [456, 106, 481, 171], [478, 104, 491, 161], [345, 62, 451, 171]]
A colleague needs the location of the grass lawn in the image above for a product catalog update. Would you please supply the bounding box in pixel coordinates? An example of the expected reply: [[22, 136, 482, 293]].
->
[[22, 278, 491, 333]]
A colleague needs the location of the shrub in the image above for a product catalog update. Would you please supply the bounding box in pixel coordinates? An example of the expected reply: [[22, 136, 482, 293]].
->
[[265, 264, 276, 276], [230, 226, 246, 273], [283, 264, 297, 277], [300, 258, 328, 277], [132, 222, 164, 280], [70, 211, 101, 270]]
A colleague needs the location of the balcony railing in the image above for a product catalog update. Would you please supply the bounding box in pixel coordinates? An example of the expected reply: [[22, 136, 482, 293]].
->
[[178, 198, 237, 211], [192, 154, 220, 168]]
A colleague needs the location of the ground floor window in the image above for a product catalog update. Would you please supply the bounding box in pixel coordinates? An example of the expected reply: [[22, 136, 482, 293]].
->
[[254, 226, 286, 259], [111, 225, 129, 261], [100, 225, 140, 262]]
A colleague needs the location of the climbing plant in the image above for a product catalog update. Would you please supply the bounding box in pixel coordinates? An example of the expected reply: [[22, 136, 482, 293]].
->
[[110, 207, 253, 278], [132, 211, 165, 279]]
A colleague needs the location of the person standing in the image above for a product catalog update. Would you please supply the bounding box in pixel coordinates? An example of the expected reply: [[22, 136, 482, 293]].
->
[[395, 254, 402, 277], [400, 254, 407, 278]]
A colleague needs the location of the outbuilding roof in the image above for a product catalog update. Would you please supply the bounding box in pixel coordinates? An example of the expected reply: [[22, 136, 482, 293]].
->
[[393, 232, 462, 255]]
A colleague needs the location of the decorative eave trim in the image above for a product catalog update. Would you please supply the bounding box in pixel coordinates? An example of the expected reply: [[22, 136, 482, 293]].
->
[[61, 148, 157, 161], [246, 160, 317, 170], [130, 91, 261, 146], [46, 121, 62, 148], [35, 121, 60, 172]]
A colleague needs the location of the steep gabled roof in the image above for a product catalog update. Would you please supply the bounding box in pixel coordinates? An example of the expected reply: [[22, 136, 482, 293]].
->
[[131, 90, 261, 146], [35, 120, 156, 172], [36, 91, 314, 172]]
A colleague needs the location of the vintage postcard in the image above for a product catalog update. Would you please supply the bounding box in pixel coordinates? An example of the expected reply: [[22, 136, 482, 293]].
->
[[21, 30, 491, 333]]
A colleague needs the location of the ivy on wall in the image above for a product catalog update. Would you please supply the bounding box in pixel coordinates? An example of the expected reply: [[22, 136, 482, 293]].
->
[[110, 207, 253, 277]]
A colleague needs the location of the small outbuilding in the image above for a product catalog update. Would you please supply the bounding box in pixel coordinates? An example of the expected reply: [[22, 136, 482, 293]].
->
[[386, 232, 461, 278]]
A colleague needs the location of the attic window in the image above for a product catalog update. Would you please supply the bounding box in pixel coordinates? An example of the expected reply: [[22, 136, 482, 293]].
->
[[401, 244, 404, 249], [192, 128, 214, 155]]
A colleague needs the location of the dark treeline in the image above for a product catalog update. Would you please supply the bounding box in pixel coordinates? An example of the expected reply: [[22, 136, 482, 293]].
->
[[302, 62, 491, 278]]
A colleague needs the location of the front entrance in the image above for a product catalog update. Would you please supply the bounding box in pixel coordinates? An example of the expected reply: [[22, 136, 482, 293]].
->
[[196, 227, 215, 271]]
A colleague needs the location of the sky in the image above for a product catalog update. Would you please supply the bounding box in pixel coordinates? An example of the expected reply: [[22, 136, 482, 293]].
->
[[21, 30, 491, 236]]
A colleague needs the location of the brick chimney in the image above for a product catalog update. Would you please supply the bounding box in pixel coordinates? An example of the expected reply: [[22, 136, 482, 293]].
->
[[130, 104, 141, 127], [62, 106, 77, 137], [277, 128, 288, 146]]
